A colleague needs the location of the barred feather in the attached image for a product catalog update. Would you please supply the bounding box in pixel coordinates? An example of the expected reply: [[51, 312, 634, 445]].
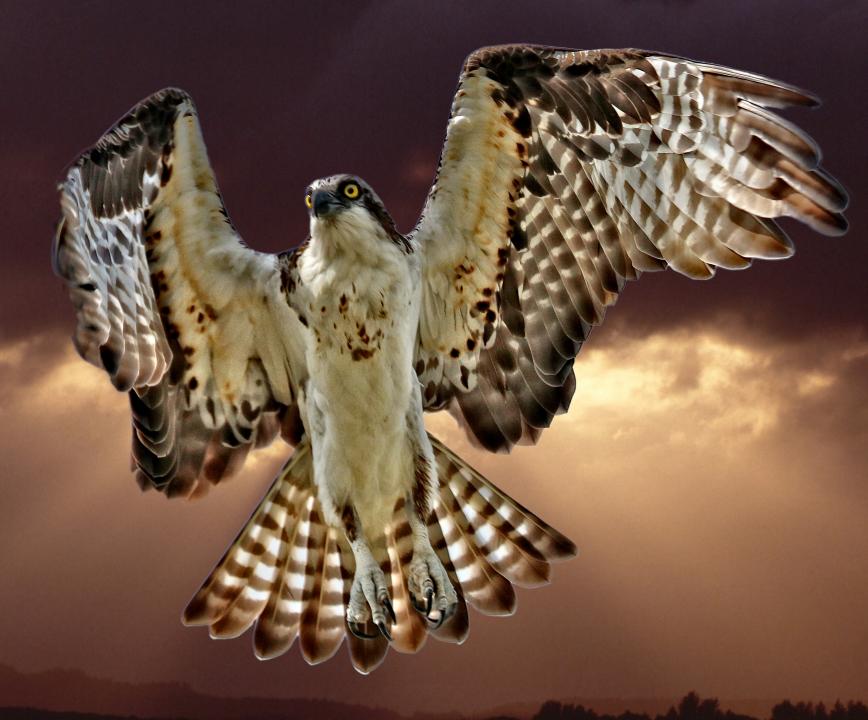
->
[[182, 434, 574, 670], [53, 88, 305, 497], [182, 444, 316, 633], [414, 45, 847, 452], [298, 524, 346, 664], [385, 512, 429, 654], [55, 43, 847, 676]]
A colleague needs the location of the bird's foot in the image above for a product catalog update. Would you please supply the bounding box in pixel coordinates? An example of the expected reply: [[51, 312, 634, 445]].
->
[[346, 556, 395, 641], [408, 546, 458, 628]]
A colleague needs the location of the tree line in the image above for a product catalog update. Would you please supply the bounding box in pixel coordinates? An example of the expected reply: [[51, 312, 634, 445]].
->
[[524, 693, 868, 720]]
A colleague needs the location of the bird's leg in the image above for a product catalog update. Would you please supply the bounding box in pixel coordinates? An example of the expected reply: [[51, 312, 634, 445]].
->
[[406, 489, 458, 627], [405, 399, 458, 627], [305, 392, 394, 641], [341, 504, 396, 640]]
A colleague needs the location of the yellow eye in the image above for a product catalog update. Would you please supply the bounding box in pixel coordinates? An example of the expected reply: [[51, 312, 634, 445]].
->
[[304, 193, 312, 208], [343, 183, 360, 199]]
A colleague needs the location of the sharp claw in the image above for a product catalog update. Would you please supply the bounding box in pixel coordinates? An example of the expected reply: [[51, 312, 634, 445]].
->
[[375, 621, 392, 641], [348, 620, 380, 640], [425, 587, 434, 614], [382, 597, 397, 625], [440, 604, 455, 626]]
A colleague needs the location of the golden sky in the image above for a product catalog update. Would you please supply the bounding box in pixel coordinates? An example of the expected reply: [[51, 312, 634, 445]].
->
[[1, 313, 865, 713]]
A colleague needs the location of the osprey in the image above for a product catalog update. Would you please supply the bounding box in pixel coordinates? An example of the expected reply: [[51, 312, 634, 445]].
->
[[53, 46, 847, 672]]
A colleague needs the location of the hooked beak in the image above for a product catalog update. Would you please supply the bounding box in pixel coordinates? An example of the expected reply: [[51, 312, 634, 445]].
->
[[312, 190, 344, 219]]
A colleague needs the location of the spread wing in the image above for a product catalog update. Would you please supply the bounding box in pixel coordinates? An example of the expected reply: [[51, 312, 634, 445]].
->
[[53, 88, 307, 498], [413, 46, 847, 452]]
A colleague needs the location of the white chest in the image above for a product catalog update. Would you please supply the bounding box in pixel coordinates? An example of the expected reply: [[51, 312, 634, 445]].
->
[[296, 225, 420, 433]]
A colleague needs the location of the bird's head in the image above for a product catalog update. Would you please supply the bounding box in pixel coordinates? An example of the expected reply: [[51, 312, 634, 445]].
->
[[304, 174, 403, 249]]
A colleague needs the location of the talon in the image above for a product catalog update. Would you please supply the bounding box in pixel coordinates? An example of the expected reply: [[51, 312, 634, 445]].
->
[[408, 549, 458, 628], [430, 602, 454, 629], [441, 602, 456, 625], [348, 620, 379, 639], [382, 597, 397, 624], [375, 621, 392, 641], [347, 554, 392, 641]]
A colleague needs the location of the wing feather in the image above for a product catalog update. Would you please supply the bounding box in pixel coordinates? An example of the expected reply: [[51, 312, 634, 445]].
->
[[54, 88, 307, 496], [413, 46, 847, 451]]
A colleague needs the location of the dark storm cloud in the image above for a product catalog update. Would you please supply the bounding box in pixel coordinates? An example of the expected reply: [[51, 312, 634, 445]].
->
[[0, 0, 864, 343]]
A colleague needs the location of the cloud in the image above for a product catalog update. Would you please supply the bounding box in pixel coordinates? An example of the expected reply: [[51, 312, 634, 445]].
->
[[425, 317, 868, 705], [1, 318, 867, 711], [429, 315, 868, 470]]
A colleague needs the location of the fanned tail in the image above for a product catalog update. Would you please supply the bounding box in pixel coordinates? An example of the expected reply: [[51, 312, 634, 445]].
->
[[427, 434, 577, 610], [182, 442, 346, 665], [181, 434, 576, 673]]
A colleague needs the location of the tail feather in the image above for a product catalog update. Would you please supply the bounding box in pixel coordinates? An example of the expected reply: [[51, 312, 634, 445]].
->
[[183, 444, 314, 631], [297, 510, 326, 663], [442, 475, 551, 588], [428, 591, 470, 644], [298, 527, 345, 664], [430, 493, 517, 615], [431, 436, 576, 561], [346, 628, 389, 674], [252, 497, 316, 659], [181, 434, 576, 672], [416, 506, 471, 644], [385, 515, 428, 654], [252, 525, 300, 660], [184, 445, 315, 645]]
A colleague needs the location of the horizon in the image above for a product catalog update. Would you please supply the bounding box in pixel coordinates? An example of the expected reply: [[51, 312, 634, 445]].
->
[[3, 663, 866, 720]]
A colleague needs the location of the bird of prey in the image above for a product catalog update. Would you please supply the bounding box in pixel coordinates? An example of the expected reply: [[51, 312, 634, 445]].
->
[[53, 45, 847, 673]]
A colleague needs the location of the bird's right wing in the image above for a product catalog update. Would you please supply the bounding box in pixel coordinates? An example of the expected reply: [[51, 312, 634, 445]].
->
[[54, 88, 308, 498]]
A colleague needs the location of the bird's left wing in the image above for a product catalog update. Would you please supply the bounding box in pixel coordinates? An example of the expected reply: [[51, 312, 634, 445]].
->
[[54, 88, 307, 497], [413, 46, 847, 452]]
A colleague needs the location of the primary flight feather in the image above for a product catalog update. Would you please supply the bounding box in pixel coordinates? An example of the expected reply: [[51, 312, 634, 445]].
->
[[53, 45, 847, 672]]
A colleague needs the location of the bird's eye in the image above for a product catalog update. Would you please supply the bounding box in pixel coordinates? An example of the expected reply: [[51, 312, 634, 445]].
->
[[343, 183, 360, 199], [304, 193, 312, 208]]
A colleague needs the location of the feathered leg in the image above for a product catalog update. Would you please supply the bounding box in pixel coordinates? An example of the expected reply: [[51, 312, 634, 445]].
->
[[305, 390, 396, 642], [405, 396, 458, 626]]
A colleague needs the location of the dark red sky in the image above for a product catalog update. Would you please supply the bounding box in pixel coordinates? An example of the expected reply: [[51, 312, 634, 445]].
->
[[0, 0, 866, 715]]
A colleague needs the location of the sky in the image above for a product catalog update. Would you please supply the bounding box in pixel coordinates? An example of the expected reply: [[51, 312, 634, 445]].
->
[[0, 0, 866, 715]]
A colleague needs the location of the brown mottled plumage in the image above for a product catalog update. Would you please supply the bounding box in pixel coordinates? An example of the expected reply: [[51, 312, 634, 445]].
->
[[53, 45, 845, 672], [415, 47, 846, 452], [180, 435, 569, 672]]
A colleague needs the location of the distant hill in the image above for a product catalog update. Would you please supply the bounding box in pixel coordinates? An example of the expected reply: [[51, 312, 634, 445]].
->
[[2, 664, 861, 720], [0, 709, 187, 720], [0, 664, 402, 720]]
